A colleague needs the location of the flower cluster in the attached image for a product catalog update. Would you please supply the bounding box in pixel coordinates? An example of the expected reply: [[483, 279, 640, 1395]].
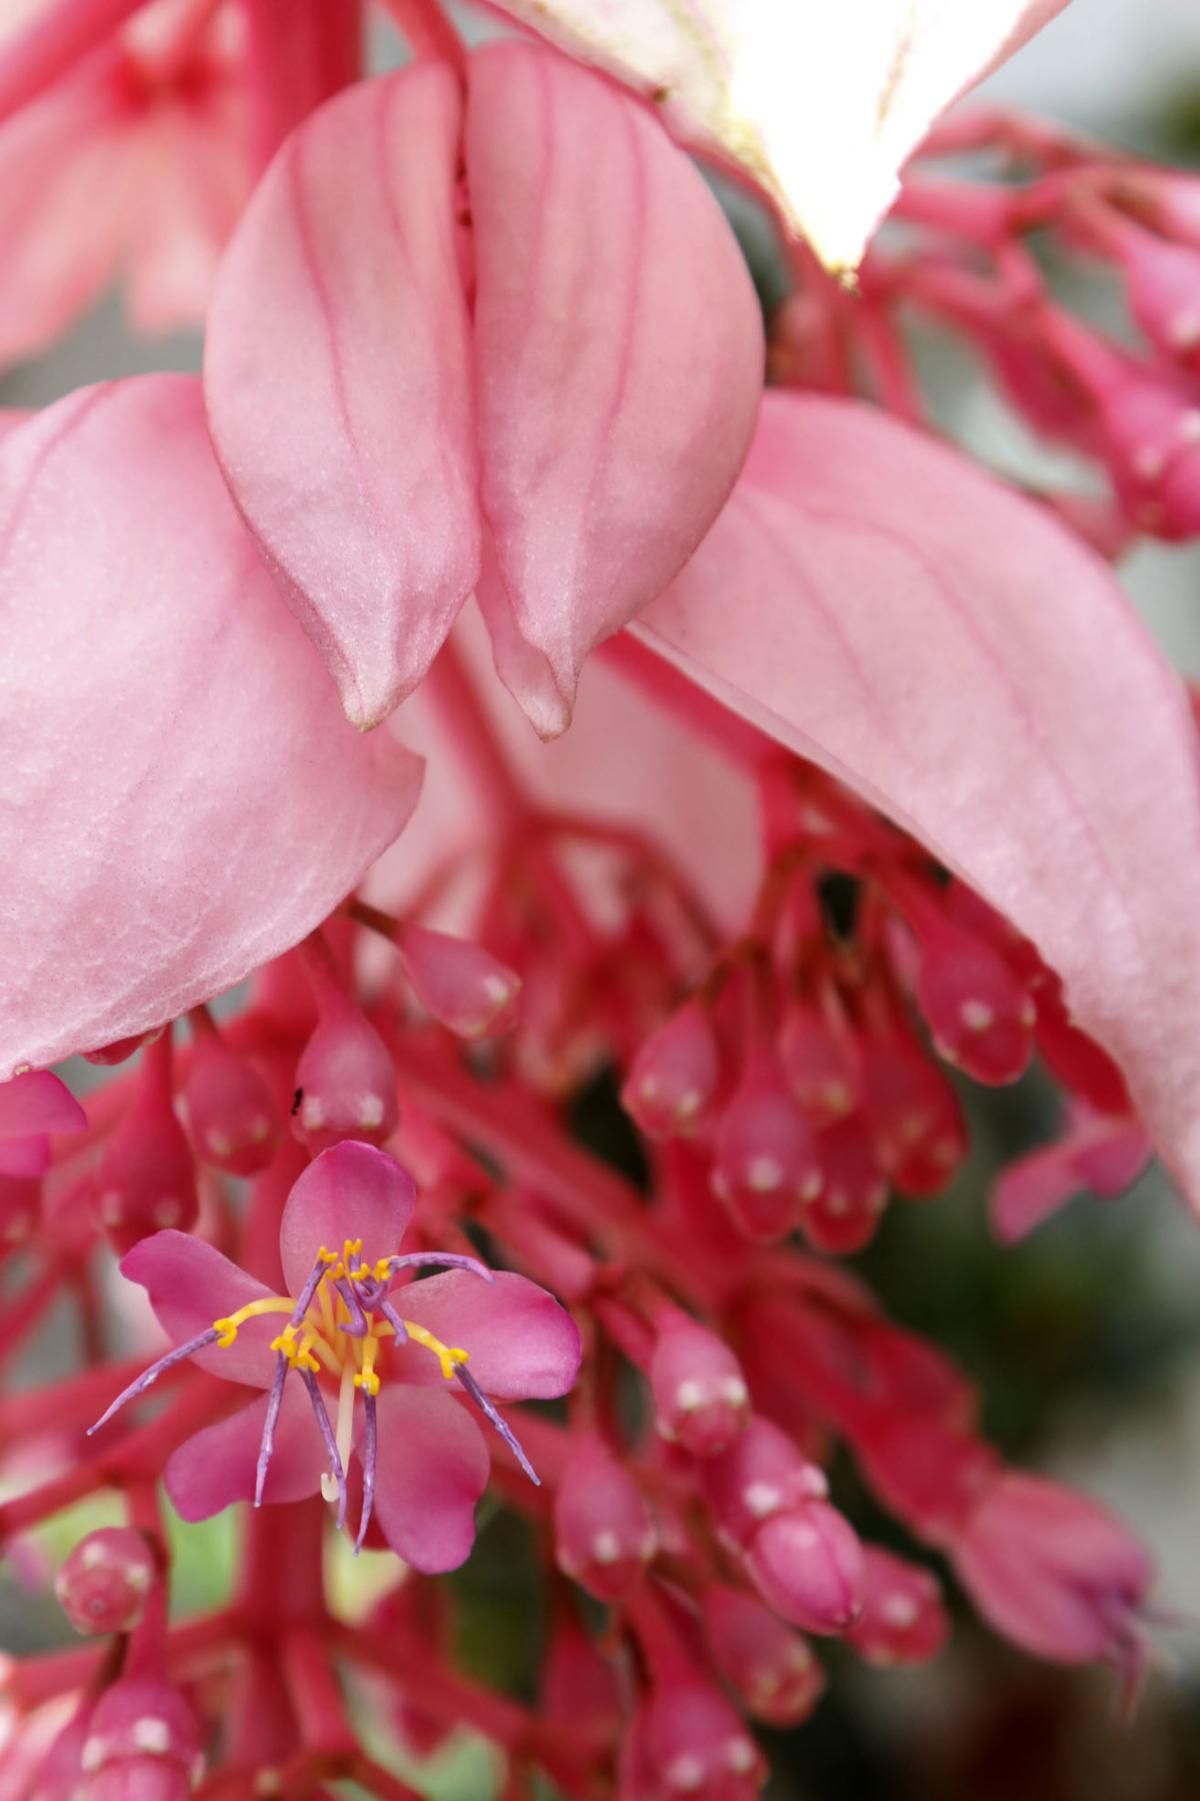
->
[[1, 1, 1199, 1798]]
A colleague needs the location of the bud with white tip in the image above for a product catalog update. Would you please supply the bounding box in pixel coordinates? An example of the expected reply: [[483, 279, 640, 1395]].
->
[[650, 1311, 750, 1458], [56, 1528, 158, 1638]]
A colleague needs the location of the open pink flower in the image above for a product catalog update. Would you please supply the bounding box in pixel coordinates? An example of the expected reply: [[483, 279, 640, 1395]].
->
[[91, 1140, 582, 1571]]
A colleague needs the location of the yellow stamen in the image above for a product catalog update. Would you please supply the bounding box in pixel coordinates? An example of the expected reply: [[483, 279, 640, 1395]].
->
[[212, 1297, 295, 1348], [402, 1319, 469, 1382], [354, 1332, 381, 1397], [268, 1323, 321, 1374]]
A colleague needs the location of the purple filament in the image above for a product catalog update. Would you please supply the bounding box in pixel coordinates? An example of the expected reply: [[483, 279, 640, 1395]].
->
[[334, 1275, 369, 1337], [355, 1390, 377, 1554], [455, 1362, 540, 1486], [254, 1354, 289, 1508], [357, 1250, 493, 1313], [299, 1366, 347, 1530], [87, 1327, 220, 1436]]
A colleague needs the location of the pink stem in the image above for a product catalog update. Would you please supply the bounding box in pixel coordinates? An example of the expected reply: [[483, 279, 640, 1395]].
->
[[241, 0, 364, 169], [424, 639, 527, 829], [379, 0, 465, 68]]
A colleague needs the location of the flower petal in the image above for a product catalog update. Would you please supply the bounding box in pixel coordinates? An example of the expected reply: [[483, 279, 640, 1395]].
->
[[636, 392, 1200, 1214], [165, 1385, 325, 1521], [0, 1070, 85, 1139], [396, 1269, 581, 1400], [0, 375, 422, 1077], [468, 42, 762, 736], [372, 1385, 489, 1572], [486, 1, 1068, 271], [205, 63, 478, 728], [121, 1230, 279, 1387], [279, 1142, 415, 1297]]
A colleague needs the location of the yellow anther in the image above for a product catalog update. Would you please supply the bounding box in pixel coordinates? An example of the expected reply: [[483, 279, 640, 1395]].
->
[[269, 1323, 320, 1373], [211, 1296, 294, 1347], [317, 1247, 338, 1266], [354, 1333, 382, 1397], [402, 1320, 469, 1382], [371, 1258, 393, 1283]]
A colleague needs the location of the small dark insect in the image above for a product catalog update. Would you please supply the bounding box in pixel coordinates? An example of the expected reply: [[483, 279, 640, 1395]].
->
[[291, 1087, 304, 1118]]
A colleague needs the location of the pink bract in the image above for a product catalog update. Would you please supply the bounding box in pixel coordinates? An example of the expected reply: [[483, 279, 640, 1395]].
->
[[204, 43, 763, 735]]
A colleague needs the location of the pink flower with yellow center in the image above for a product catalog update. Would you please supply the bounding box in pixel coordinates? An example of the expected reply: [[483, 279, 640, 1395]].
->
[[91, 1140, 581, 1571]]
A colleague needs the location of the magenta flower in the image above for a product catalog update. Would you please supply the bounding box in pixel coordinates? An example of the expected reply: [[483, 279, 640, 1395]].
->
[[92, 1140, 581, 1571]]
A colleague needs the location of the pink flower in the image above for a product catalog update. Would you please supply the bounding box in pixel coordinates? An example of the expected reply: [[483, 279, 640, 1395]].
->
[[0, 0, 253, 368], [950, 1470, 1153, 1678], [91, 1140, 581, 1571]]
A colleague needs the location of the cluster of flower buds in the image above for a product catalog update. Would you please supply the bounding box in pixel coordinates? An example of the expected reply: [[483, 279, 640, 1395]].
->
[[0, 730, 1160, 1800], [769, 114, 1200, 550]]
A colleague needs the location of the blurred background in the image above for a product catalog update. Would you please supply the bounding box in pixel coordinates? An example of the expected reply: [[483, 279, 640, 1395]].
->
[[3, 2, 1200, 1796]]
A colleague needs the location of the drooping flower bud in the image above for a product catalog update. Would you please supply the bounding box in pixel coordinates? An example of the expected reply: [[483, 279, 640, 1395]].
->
[[623, 1001, 722, 1139], [799, 1117, 888, 1253], [778, 1002, 858, 1125], [555, 1436, 657, 1602], [292, 1010, 398, 1152], [80, 1677, 202, 1801], [650, 1311, 749, 1457], [950, 1469, 1153, 1670], [861, 1036, 966, 1196], [845, 1546, 949, 1666], [95, 1038, 197, 1253], [711, 1076, 821, 1243], [0, 1171, 40, 1246], [183, 1028, 279, 1175], [83, 1029, 165, 1067], [699, 1417, 829, 1551], [396, 923, 521, 1039], [625, 1678, 766, 1801], [743, 1501, 864, 1636], [702, 1586, 824, 1725], [912, 922, 1036, 1085], [55, 1528, 158, 1637]]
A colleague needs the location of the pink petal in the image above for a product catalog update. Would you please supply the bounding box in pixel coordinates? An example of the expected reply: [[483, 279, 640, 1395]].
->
[[469, 43, 762, 736], [395, 1269, 581, 1400], [121, 1230, 279, 1387], [279, 1141, 415, 1298], [165, 1385, 324, 1521], [204, 64, 478, 728], [0, 376, 421, 1077], [372, 1385, 489, 1572], [990, 1114, 1151, 1244], [0, 1070, 85, 1139], [637, 393, 1200, 1214]]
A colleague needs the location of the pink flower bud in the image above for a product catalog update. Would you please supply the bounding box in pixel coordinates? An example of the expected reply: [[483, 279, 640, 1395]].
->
[[0, 1171, 40, 1247], [914, 924, 1036, 1085], [778, 1003, 858, 1125], [702, 1586, 824, 1725], [55, 1528, 158, 1637], [711, 1080, 821, 1243], [699, 1418, 828, 1551], [650, 1312, 749, 1457], [861, 1038, 966, 1196], [845, 1546, 949, 1666], [183, 1035, 278, 1175], [292, 1011, 398, 1151], [623, 1002, 721, 1139], [744, 1502, 864, 1635], [799, 1117, 888, 1253], [397, 923, 521, 1038], [555, 1437, 657, 1602], [626, 1679, 765, 1801], [1107, 215, 1200, 371], [951, 1470, 1152, 1668], [80, 1677, 201, 1801], [95, 1048, 198, 1254]]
